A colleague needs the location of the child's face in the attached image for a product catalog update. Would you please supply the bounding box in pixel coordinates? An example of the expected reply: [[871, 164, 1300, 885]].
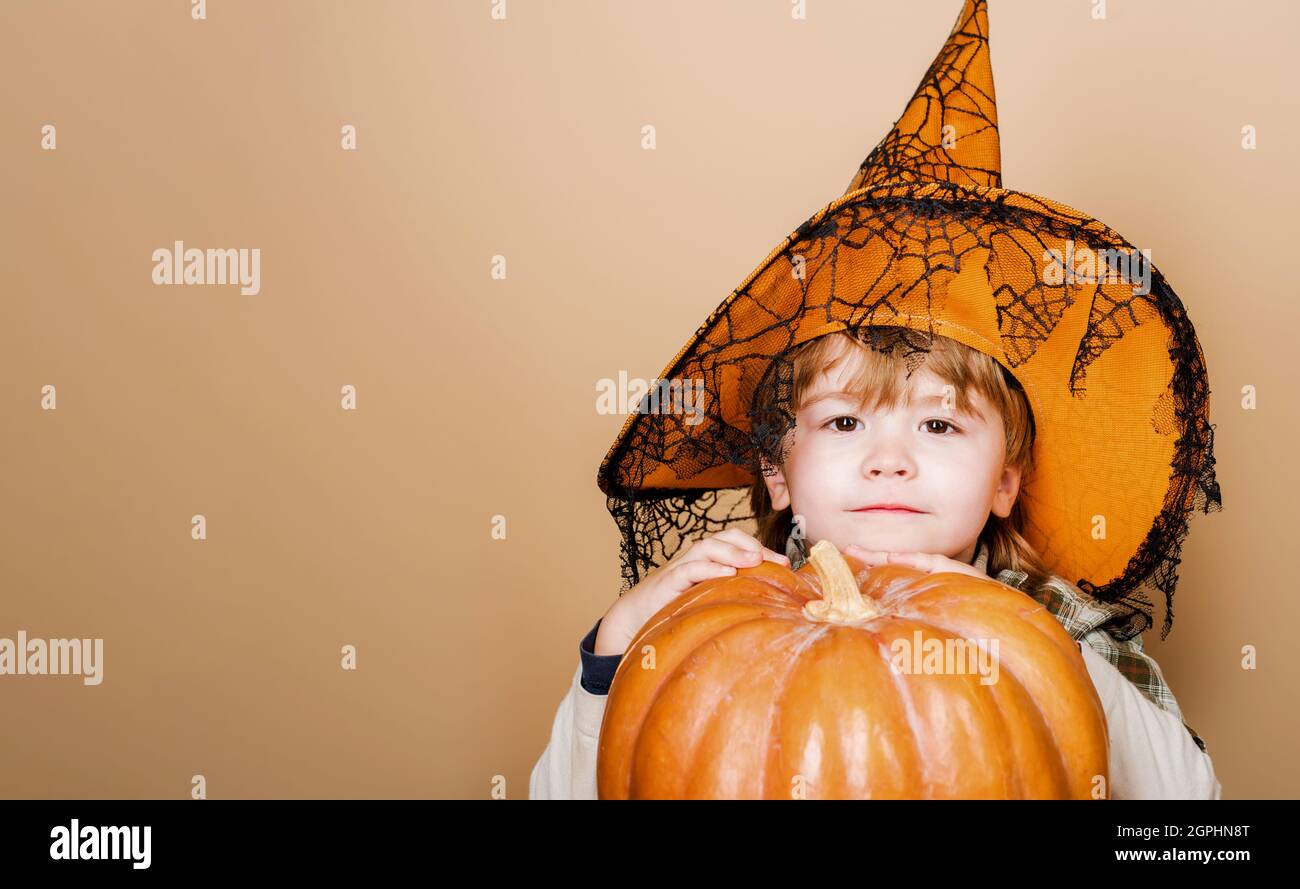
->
[[762, 362, 1022, 565]]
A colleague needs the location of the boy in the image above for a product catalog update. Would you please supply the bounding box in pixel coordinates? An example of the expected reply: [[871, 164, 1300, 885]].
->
[[533, 0, 1223, 798]]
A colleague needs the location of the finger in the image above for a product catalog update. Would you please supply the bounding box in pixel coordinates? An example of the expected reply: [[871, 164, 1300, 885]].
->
[[713, 529, 789, 562], [667, 559, 738, 592], [673, 537, 729, 565], [712, 528, 763, 550], [894, 553, 975, 575], [712, 529, 789, 565], [847, 548, 931, 570], [933, 561, 987, 580], [691, 537, 766, 568], [762, 547, 792, 566], [844, 545, 888, 564], [883, 551, 936, 570]]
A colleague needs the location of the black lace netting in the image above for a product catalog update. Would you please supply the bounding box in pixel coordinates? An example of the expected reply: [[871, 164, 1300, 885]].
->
[[599, 186, 1222, 641]]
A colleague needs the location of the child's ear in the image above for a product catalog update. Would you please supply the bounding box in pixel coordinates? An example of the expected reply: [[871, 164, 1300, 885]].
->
[[760, 457, 792, 511], [991, 462, 1022, 519]]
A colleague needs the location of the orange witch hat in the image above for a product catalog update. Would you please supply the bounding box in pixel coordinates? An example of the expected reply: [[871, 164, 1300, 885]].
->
[[596, 0, 1221, 638]]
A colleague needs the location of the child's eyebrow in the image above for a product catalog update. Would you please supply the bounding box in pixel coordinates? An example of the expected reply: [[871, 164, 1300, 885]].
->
[[802, 390, 954, 410]]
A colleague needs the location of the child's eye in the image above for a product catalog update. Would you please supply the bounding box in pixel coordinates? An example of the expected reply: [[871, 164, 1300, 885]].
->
[[823, 416, 861, 433], [822, 417, 960, 434]]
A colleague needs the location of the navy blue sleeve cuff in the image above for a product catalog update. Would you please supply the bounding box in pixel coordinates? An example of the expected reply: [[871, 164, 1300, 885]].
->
[[579, 618, 624, 696]]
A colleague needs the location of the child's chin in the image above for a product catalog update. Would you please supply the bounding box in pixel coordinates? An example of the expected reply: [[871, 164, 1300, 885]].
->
[[843, 520, 926, 547]]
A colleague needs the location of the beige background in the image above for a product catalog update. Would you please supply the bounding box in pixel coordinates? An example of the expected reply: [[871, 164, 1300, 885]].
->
[[0, 0, 1294, 799]]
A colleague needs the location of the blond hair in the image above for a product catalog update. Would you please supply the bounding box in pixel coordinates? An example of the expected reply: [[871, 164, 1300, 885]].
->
[[751, 327, 1050, 588]]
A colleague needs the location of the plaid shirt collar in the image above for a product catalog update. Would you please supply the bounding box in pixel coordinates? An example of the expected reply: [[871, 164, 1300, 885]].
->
[[974, 542, 1127, 637]]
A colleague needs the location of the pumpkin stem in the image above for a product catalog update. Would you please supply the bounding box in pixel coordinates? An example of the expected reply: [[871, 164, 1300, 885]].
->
[[803, 539, 881, 625]]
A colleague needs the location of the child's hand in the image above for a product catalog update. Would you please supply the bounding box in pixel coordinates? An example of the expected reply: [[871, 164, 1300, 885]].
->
[[843, 545, 988, 580], [594, 529, 790, 657]]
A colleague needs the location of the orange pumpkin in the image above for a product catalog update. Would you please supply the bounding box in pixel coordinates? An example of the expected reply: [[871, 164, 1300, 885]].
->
[[597, 540, 1109, 799]]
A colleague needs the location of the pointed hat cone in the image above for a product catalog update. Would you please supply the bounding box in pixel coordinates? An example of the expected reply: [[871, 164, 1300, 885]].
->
[[845, 0, 1001, 193]]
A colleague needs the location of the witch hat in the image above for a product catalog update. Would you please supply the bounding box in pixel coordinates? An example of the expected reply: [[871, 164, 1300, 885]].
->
[[596, 0, 1221, 638]]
